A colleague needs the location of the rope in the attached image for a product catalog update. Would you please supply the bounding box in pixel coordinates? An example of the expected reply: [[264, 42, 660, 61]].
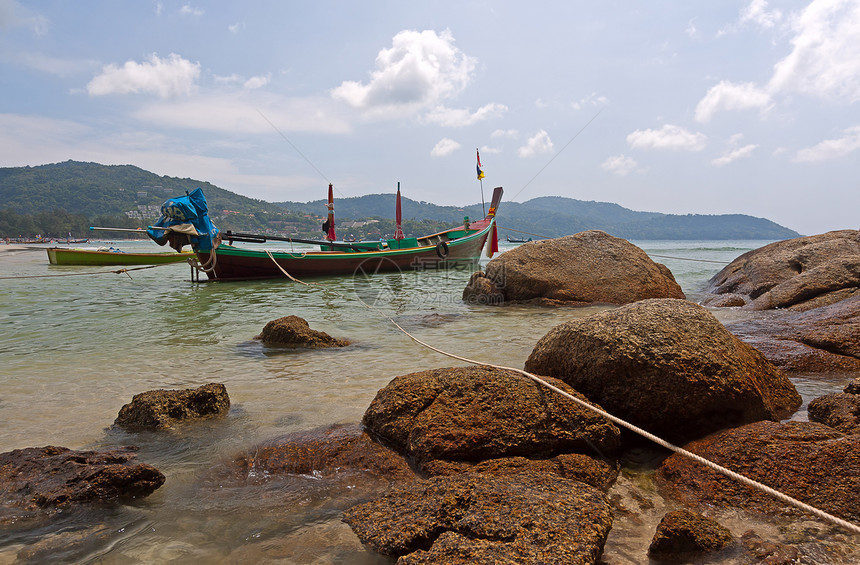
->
[[262, 249, 860, 535], [0, 262, 174, 280]]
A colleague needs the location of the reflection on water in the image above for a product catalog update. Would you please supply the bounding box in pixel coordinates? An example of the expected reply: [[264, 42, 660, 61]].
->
[[0, 240, 855, 563]]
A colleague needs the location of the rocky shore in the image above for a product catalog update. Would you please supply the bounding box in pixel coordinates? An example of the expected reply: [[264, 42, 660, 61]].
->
[[2, 231, 859, 563]]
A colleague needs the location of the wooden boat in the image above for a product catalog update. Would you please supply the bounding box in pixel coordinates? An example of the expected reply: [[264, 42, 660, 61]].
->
[[47, 247, 194, 266], [148, 185, 504, 282], [506, 236, 532, 243]]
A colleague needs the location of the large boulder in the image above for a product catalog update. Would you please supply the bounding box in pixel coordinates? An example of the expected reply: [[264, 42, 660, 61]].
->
[[343, 473, 613, 564], [0, 446, 164, 523], [656, 421, 860, 522], [724, 295, 860, 372], [114, 382, 230, 431], [255, 315, 348, 347], [462, 231, 685, 306], [702, 230, 860, 310], [361, 366, 621, 473], [524, 299, 801, 445]]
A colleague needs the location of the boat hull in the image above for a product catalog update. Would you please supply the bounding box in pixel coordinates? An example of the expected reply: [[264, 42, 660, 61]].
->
[[47, 247, 195, 266], [196, 221, 493, 281]]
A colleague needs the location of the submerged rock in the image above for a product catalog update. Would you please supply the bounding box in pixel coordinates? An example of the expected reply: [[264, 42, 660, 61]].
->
[[524, 299, 801, 445], [0, 446, 164, 521], [647, 509, 734, 559], [229, 423, 415, 484], [702, 229, 860, 310], [343, 472, 613, 564], [724, 295, 860, 372], [462, 231, 685, 306], [114, 382, 230, 431], [740, 531, 800, 565], [256, 315, 348, 348], [361, 366, 621, 472], [657, 420, 860, 522]]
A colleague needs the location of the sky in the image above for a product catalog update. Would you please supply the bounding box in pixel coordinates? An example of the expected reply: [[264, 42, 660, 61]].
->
[[1, 0, 859, 236]]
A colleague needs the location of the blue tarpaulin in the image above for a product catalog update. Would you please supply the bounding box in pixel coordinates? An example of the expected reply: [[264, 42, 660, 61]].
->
[[147, 188, 219, 252]]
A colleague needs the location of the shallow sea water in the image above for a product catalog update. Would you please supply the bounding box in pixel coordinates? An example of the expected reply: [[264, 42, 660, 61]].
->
[[0, 239, 856, 563]]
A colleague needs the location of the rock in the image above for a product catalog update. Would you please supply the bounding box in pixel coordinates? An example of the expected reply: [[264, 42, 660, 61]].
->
[[647, 509, 733, 558], [724, 295, 860, 372], [656, 420, 860, 522], [114, 382, 230, 431], [702, 229, 860, 311], [421, 453, 618, 491], [0, 446, 164, 520], [462, 231, 685, 306], [229, 423, 415, 484], [524, 299, 801, 445], [343, 472, 613, 564], [808, 393, 860, 434], [846, 378, 860, 394], [361, 366, 621, 472], [255, 315, 348, 347], [740, 530, 799, 565]]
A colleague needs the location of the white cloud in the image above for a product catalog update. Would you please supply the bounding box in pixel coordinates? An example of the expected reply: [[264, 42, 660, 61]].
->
[[518, 130, 553, 158], [571, 92, 609, 111], [243, 74, 271, 89], [228, 22, 245, 34], [769, 0, 860, 103], [627, 124, 707, 151], [330, 29, 476, 118], [431, 137, 460, 157], [795, 125, 860, 161], [422, 103, 507, 127], [180, 4, 203, 17], [87, 53, 200, 98], [695, 80, 772, 122], [740, 0, 782, 29], [712, 144, 758, 166], [601, 155, 641, 176], [491, 129, 517, 139]]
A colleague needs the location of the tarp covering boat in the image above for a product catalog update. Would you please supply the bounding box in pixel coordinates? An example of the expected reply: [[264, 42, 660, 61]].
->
[[147, 188, 219, 252]]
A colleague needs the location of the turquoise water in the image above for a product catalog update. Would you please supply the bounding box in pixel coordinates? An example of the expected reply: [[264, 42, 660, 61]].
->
[[0, 240, 854, 563]]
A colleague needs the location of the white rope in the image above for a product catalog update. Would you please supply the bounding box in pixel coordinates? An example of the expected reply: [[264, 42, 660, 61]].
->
[[262, 251, 860, 536]]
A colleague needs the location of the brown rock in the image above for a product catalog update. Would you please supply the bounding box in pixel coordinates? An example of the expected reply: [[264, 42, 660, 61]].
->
[[845, 378, 860, 394], [230, 423, 415, 484], [0, 446, 164, 521], [255, 315, 348, 347], [421, 452, 618, 491], [524, 299, 801, 445], [656, 420, 860, 522], [462, 231, 685, 306], [724, 296, 860, 372], [361, 366, 620, 472], [648, 509, 733, 558], [343, 472, 613, 564], [808, 393, 860, 434], [114, 383, 230, 431], [702, 229, 860, 311]]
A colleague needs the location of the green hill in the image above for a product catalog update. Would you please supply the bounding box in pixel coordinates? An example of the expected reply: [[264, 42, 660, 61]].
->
[[0, 161, 800, 240]]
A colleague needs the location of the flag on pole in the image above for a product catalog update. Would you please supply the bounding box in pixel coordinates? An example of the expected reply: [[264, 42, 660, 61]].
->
[[476, 149, 485, 180]]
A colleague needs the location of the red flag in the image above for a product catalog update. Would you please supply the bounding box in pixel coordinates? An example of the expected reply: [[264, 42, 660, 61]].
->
[[476, 149, 485, 180], [326, 183, 336, 242], [394, 182, 404, 240]]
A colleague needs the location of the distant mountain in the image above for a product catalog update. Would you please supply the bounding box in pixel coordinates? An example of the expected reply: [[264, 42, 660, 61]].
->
[[277, 194, 801, 240], [0, 161, 801, 240]]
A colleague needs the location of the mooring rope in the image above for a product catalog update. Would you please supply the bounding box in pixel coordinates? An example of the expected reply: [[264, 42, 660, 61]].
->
[[262, 249, 860, 535], [0, 262, 175, 280]]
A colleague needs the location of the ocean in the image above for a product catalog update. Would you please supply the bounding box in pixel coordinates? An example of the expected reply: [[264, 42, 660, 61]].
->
[[0, 239, 854, 563]]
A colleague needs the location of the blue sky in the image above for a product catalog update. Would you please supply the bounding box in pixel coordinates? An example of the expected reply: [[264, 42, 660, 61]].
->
[[1, 1, 858, 235]]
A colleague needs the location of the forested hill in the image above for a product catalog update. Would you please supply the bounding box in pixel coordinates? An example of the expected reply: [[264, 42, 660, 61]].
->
[[1, 161, 801, 240], [278, 194, 801, 240]]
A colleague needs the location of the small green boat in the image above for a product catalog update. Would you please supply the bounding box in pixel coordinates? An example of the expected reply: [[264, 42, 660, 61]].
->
[[47, 247, 194, 266]]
